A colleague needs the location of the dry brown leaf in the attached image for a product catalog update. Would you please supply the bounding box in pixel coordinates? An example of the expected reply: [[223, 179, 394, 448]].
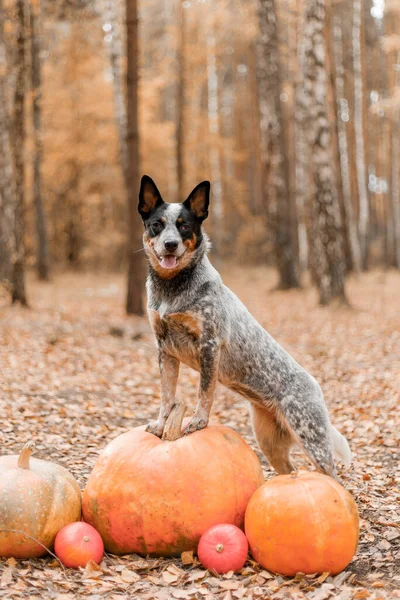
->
[[83, 560, 103, 579], [353, 591, 370, 599], [0, 568, 13, 587], [181, 550, 194, 565], [162, 571, 178, 584], [6, 558, 16, 568], [120, 568, 140, 584]]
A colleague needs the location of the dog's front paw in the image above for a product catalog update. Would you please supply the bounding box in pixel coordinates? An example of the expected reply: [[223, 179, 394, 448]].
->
[[146, 420, 164, 438], [183, 416, 208, 435]]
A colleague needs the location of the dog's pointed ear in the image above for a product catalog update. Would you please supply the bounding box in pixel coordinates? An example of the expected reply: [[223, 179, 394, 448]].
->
[[138, 175, 164, 219], [183, 181, 210, 221]]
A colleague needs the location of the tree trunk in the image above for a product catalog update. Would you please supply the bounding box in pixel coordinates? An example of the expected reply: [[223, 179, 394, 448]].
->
[[126, 0, 146, 315], [30, 0, 50, 281], [176, 0, 185, 197], [12, 0, 28, 305], [206, 12, 223, 259], [391, 51, 400, 268], [353, 0, 370, 269], [0, 0, 15, 286], [257, 0, 300, 289], [332, 16, 362, 273], [294, 3, 309, 273], [103, 0, 128, 186], [300, 0, 347, 305]]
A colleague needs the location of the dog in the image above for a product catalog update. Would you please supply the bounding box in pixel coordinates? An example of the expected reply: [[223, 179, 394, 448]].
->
[[138, 175, 351, 479]]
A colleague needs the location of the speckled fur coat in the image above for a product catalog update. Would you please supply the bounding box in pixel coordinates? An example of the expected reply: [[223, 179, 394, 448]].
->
[[138, 176, 351, 479]]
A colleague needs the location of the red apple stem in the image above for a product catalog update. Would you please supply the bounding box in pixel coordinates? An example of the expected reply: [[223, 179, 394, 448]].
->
[[83, 536, 90, 542], [215, 543, 224, 553]]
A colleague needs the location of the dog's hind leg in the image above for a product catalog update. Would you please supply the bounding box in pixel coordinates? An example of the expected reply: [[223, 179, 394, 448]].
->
[[280, 384, 337, 479], [249, 404, 296, 474]]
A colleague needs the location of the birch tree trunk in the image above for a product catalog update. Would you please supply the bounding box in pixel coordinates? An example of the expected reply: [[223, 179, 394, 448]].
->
[[206, 12, 223, 259], [294, 4, 309, 273], [11, 0, 28, 305], [30, 0, 50, 280], [300, 0, 347, 305], [126, 0, 146, 315], [257, 0, 300, 288], [332, 17, 362, 273], [102, 0, 128, 186], [353, 0, 370, 269], [0, 0, 15, 285], [176, 0, 185, 196], [391, 50, 400, 268]]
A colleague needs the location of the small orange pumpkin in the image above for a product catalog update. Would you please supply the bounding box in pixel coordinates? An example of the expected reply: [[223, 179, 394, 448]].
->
[[0, 442, 82, 558], [83, 408, 264, 556], [245, 471, 359, 576]]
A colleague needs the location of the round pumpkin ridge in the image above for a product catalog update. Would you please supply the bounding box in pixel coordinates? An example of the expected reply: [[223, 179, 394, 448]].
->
[[83, 403, 265, 556], [245, 470, 359, 576], [0, 442, 82, 559]]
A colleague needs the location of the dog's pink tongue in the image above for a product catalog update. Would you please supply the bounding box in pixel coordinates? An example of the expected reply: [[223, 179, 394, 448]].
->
[[161, 255, 177, 269]]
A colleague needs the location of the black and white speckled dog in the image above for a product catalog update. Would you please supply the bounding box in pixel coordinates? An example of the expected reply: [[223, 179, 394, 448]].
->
[[138, 175, 351, 479]]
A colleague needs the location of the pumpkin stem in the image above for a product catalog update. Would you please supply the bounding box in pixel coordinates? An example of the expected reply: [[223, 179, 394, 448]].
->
[[17, 441, 36, 469], [162, 402, 187, 441], [215, 543, 224, 553]]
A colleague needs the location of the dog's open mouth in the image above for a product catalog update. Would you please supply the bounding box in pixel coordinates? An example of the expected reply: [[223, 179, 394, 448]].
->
[[160, 255, 178, 269], [154, 250, 187, 270]]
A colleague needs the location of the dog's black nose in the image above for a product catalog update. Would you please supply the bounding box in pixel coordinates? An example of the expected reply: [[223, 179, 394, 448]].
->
[[164, 240, 178, 252]]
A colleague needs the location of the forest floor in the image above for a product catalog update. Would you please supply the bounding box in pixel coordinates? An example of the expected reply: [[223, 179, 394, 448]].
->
[[0, 266, 399, 600]]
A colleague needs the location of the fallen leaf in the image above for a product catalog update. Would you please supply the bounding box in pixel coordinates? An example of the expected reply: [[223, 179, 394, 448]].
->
[[120, 568, 140, 584], [0, 568, 13, 587], [6, 558, 16, 568], [83, 560, 103, 579], [181, 550, 194, 565]]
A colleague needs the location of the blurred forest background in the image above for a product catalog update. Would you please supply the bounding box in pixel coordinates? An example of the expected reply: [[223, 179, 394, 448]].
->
[[0, 0, 400, 312]]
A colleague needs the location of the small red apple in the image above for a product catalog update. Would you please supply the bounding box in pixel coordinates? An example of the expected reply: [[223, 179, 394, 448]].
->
[[54, 522, 104, 568], [197, 524, 248, 574]]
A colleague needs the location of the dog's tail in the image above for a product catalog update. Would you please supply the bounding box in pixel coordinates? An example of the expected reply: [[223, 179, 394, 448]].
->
[[331, 426, 352, 467]]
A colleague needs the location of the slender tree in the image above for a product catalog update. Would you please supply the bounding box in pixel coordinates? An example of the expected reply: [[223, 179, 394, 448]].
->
[[103, 0, 128, 185], [300, 0, 347, 305], [176, 0, 185, 196], [257, 0, 300, 289], [126, 0, 146, 314], [392, 50, 400, 268], [332, 16, 362, 273], [353, 0, 370, 269], [30, 0, 50, 280], [11, 0, 28, 305], [206, 7, 223, 258], [294, 4, 309, 273], [0, 0, 15, 285]]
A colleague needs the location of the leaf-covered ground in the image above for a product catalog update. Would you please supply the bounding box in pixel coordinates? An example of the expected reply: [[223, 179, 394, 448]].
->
[[0, 267, 399, 600]]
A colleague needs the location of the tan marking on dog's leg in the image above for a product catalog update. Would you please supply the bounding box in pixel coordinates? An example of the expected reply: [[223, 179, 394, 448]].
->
[[250, 404, 296, 474]]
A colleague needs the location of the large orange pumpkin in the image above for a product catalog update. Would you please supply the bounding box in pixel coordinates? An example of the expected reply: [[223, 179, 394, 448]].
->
[[0, 442, 82, 558], [83, 416, 264, 556], [245, 471, 359, 576]]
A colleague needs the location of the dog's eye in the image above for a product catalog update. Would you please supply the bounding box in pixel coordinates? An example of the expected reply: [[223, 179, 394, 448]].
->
[[151, 221, 163, 233], [179, 223, 191, 233]]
